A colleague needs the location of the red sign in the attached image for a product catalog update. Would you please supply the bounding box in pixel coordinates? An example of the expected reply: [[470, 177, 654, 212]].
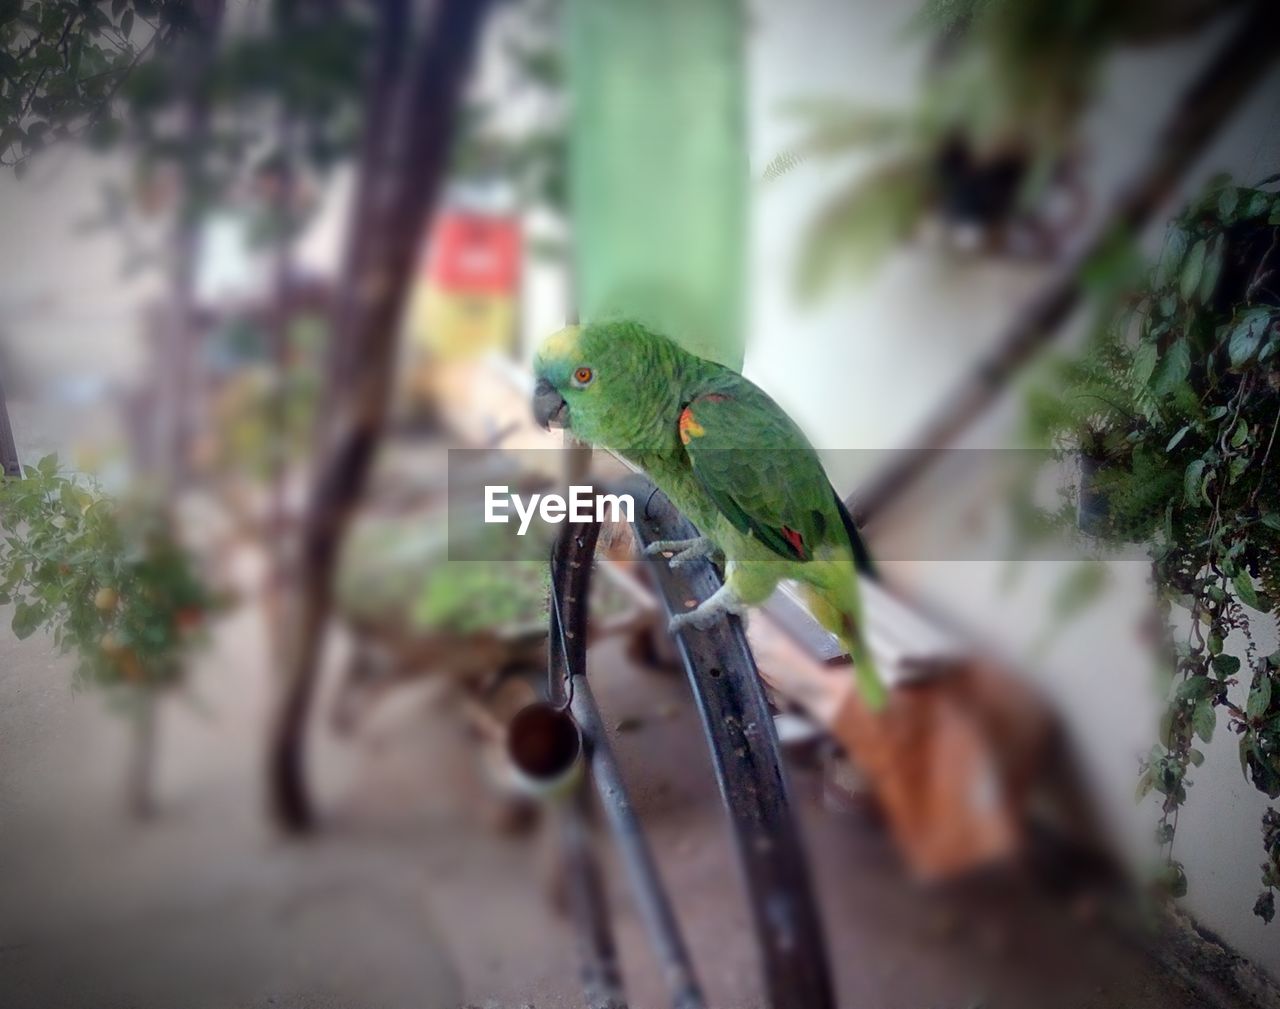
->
[[426, 211, 521, 295]]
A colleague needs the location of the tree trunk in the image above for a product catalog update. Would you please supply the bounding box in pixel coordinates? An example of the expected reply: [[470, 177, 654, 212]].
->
[[267, 0, 494, 833], [126, 692, 158, 819], [155, 0, 225, 488], [263, 0, 301, 664]]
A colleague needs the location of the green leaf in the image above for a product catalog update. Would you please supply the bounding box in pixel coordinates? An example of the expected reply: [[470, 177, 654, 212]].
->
[[1261, 514, 1280, 532], [1188, 748, 1205, 767], [1247, 676, 1272, 720], [1179, 239, 1206, 302], [1230, 418, 1249, 448], [1178, 675, 1219, 700], [794, 161, 928, 296], [1136, 769, 1154, 801], [1217, 187, 1239, 220], [36, 453, 58, 477], [1243, 190, 1271, 219], [120, 9, 133, 37], [58, 480, 81, 516], [1234, 570, 1261, 610], [1229, 320, 1264, 368], [1153, 339, 1191, 395], [1132, 341, 1158, 387], [12, 600, 44, 639], [1192, 700, 1216, 743], [1212, 654, 1240, 678], [1166, 425, 1191, 452], [1199, 234, 1224, 303], [1184, 459, 1206, 505], [1156, 227, 1188, 287]]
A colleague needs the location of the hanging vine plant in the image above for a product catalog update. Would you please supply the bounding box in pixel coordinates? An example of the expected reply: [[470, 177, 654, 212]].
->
[[1025, 175, 1280, 921]]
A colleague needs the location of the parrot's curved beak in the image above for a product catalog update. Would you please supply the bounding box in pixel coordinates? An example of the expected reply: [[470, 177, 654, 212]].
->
[[532, 378, 569, 430]]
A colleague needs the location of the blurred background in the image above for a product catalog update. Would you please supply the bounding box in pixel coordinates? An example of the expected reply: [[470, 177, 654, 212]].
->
[[2, 1, 1280, 1007]]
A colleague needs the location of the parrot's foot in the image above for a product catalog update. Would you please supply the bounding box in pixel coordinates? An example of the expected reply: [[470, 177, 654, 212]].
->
[[668, 584, 748, 635], [643, 536, 721, 569]]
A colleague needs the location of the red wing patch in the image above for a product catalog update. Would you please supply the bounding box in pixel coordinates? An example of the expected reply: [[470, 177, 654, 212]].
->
[[678, 406, 705, 445], [678, 394, 729, 445], [781, 525, 805, 557]]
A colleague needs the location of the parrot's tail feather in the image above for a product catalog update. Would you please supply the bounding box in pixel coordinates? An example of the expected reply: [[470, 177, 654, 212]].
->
[[798, 581, 886, 710], [832, 488, 877, 579], [841, 614, 887, 710]]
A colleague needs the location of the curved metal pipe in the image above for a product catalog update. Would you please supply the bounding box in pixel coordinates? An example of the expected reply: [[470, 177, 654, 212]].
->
[[619, 474, 835, 1009], [548, 474, 835, 1008], [550, 519, 706, 1009]]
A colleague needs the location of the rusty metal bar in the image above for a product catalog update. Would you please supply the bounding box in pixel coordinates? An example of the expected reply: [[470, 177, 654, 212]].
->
[[548, 475, 835, 1009], [620, 474, 835, 1009], [557, 790, 628, 1009], [550, 519, 705, 1009]]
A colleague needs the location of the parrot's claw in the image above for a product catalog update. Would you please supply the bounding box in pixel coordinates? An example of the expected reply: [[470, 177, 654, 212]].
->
[[643, 536, 721, 569], [670, 546, 720, 569], [667, 584, 748, 635], [643, 537, 701, 557]]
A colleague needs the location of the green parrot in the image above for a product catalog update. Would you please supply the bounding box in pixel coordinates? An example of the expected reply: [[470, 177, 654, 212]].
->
[[532, 320, 884, 707]]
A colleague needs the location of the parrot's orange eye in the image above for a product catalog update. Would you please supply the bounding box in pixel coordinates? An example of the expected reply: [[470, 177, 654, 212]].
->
[[573, 367, 593, 386]]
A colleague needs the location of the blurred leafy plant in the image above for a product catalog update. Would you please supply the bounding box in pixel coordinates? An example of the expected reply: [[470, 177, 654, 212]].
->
[[202, 313, 325, 485], [337, 514, 544, 636], [449, 0, 566, 221], [767, 0, 1236, 292], [336, 509, 635, 639], [5, 0, 370, 270], [0, 455, 220, 694], [0, 0, 193, 174], [1025, 176, 1280, 919]]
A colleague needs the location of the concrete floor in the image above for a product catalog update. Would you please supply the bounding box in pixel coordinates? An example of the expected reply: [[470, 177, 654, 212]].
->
[[0, 594, 1259, 1009]]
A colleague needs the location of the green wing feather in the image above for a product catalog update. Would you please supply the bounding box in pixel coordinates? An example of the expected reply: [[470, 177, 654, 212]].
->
[[679, 379, 884, 708], [678, 384, 837, 563]]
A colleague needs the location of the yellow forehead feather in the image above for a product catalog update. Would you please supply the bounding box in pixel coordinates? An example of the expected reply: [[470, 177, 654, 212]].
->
[[539, 325, 581, 363]]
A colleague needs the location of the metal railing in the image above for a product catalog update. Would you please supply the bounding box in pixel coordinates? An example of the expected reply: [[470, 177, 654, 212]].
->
[[547, 473, 834, 1009]]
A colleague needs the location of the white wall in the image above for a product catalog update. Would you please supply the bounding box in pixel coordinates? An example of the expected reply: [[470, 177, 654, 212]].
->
[[746, 0, 1280, 975]]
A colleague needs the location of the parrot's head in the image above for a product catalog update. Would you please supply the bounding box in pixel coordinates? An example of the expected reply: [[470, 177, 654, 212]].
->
[[532, 321, 685, 453]]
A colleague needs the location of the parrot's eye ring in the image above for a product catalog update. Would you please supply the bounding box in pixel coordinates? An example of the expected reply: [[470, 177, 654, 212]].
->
[[572, 366, 594, 387]]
